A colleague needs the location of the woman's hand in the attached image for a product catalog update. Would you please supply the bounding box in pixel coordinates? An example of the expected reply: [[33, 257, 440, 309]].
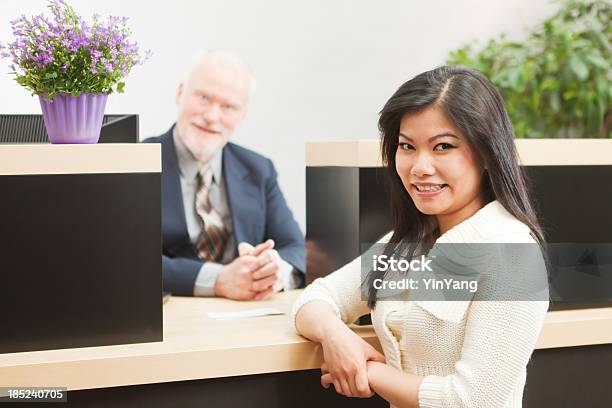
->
[[319, 323, 385, 398], [321, 361, 375, 398]]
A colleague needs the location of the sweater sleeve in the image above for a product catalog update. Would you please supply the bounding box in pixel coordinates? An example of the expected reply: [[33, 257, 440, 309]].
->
[[417, 299, 549, 408], [292, 253, 370, 331]]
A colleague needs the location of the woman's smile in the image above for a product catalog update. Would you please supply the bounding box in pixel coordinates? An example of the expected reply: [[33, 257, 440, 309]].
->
[[412, 183, 448, 197]]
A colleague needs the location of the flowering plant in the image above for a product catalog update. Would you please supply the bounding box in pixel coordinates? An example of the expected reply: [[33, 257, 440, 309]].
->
[[0, 0, 151, 100]]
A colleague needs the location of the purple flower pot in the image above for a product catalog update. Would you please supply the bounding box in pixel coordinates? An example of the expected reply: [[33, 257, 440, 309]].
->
[[38, 93, 108, 144]]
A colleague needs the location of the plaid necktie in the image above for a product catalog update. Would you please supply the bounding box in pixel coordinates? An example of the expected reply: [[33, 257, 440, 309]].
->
[[195, 165, 228, 262]]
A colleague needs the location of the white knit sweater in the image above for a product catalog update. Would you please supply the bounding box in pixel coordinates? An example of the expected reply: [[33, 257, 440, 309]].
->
[[292, 201, 549, 408]]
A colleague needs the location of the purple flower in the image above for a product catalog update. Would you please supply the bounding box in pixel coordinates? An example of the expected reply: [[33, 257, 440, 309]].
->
[[75, 35, 88, 48], [100, 57, 113, 72], [1, 0, 150, 98], [32, 51, 54, 67]]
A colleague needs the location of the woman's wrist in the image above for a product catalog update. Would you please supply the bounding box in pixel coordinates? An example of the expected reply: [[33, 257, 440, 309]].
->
[[320, 316, 351, 343], [297, 301, 345, 343], [366, 360, 386, 391]]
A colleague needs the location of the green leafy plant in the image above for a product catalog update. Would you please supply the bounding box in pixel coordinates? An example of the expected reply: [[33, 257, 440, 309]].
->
[[447, 0, 611, 138]]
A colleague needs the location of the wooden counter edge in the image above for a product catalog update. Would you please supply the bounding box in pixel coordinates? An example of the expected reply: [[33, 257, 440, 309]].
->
[[0, 333, 381, 391], [536, 307, 612, 349], [1, 307, 611, 391]]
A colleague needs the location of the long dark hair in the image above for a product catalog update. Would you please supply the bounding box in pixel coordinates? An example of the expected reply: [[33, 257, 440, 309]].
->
[[366, 66, 546, 308]]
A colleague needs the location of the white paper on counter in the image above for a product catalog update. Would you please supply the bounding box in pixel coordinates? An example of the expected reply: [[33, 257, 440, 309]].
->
[[207, 308, 284, 320]]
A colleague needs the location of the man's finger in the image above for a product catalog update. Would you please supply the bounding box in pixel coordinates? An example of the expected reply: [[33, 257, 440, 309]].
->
[[238, 256, 257, 274], [238, 240, 272, 257], [251, 273, 277, 292], [252, 249, 280, 271], [253, 287, 274, 300], [251, 261, 279, 280], [251, 239, 274, 257], [238, 242, 255, 256]]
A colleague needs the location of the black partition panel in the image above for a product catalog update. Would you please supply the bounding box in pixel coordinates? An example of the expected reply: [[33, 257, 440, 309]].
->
[[306, 165, 612, 309], [0, 172, 162, 353], [305, 167, 392, 283]]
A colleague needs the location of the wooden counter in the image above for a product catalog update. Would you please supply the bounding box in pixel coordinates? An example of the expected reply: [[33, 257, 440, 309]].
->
[[1, 290, 611, 392], [0, 290, 376, 391]]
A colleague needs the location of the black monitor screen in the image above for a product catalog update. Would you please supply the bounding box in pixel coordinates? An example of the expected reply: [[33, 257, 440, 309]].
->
[[0, 114, 138, 144]]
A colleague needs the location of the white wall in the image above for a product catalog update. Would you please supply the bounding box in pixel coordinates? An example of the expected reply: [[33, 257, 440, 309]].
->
[[0, 0, 557, 230]]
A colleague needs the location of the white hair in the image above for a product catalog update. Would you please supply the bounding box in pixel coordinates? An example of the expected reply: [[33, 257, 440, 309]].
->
[[186, 49, 256, 96]]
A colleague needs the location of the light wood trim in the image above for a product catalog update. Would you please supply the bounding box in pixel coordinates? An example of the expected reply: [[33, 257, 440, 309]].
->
[[305, 139, 612, 167], [0, 290, 610, 390], [0, 144, 161, 175], [306, 140, 382, 167], [536, 307, 612, 349]]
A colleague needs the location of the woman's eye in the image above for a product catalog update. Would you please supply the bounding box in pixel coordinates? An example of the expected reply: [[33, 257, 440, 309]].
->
[[398, 142, 415, 151], [434, 142, 455, 151]]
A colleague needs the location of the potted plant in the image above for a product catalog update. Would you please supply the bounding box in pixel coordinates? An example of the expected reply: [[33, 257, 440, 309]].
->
[[0, 0, 150, 144], [446, 0, 610, 138]]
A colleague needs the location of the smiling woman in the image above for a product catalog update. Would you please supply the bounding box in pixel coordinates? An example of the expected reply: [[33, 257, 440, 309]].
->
[[375, 66, 546, 306], [396, 107, 487, 234], [293, 66, 550, 408]]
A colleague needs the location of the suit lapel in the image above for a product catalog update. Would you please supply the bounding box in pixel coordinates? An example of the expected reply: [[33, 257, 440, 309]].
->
[[223, 144, 264, 245], [160, 129, 197, 256]]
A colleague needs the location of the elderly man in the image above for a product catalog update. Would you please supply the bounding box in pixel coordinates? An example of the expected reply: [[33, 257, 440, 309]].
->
[[144, 50, 304, 300]]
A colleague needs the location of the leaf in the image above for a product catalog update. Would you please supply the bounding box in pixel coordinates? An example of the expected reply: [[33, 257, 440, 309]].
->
[[45, 72, 58, 79], [563, 90, 577, 100], [507, 68, 522, 90], [584, 52, 610, 69], [117, 81, 125, 93], [591, 30, 612, 55], [549, 92, 561, 113], [540, 76, 560, 91], [569, 54, 589, 80]]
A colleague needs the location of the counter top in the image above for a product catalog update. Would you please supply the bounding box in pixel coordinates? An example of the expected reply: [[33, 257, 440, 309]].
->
[[1, 290, 611, 391]]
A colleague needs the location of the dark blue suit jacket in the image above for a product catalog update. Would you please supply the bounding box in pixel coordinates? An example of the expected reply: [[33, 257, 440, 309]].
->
[[143, 127, 305, 295]]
